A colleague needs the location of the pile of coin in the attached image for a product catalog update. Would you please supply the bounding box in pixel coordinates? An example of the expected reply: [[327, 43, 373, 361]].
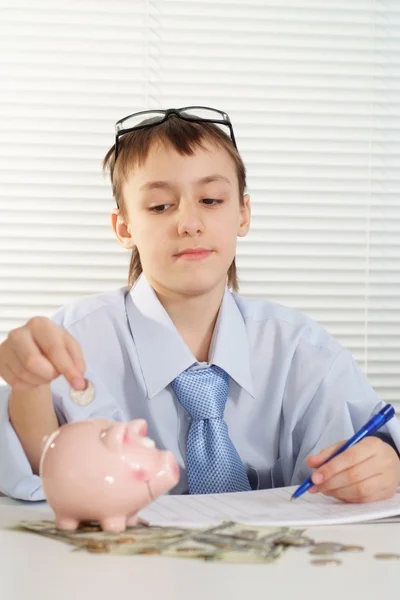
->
[[308, 541, 365, 566], [272, 537, 365, 566], [272, 533, 398, 567]]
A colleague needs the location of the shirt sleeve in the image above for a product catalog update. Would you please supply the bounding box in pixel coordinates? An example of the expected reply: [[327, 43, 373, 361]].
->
[[0, 301, 127, 500], [0, 385, 46, 501], [289, 348, 400, 485]]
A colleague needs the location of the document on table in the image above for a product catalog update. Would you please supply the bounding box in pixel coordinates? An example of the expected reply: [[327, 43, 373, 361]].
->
[[139, 486, 400, 528]]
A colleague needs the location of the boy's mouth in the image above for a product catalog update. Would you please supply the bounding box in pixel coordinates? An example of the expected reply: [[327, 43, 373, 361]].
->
[[174, 248, 213, 260]]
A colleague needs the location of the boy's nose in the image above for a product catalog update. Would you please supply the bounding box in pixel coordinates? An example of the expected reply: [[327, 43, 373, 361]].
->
[[176, 205, 204, 236]]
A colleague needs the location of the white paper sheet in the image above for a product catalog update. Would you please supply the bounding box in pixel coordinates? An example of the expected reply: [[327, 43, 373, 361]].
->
[[139, 486, 400, 528]]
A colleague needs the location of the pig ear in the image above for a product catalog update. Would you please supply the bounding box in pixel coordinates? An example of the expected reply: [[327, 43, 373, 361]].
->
[[133, 467, 150, 482], [101, 422, 126, 453], [41, 435, 49, 451], [129, 419, 147, 437]]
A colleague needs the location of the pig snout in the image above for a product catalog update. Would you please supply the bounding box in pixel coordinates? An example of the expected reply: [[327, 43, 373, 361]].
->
[[99, 420, 180, 497], [148, 450, 180, 498]]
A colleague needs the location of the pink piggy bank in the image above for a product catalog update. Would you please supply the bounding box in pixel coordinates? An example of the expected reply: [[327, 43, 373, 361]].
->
[[39, 418, 179, 533]]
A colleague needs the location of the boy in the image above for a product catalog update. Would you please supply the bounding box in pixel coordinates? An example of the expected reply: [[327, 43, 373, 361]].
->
[[1, 107, 399, 502]]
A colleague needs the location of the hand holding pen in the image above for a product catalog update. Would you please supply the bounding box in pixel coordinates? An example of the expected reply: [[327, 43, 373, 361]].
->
[[292, 404, 400, 503]]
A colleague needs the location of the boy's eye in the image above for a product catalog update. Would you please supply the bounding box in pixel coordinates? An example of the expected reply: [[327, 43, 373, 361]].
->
[[202, 198, 223, 205], [149, 204, 171, 213], [149, 199, 222, 212]]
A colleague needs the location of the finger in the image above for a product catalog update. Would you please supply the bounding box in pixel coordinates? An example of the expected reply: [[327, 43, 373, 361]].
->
[[0, 361, 24, 389], [1, 360, 41, 391], [8, 347, 50, 387], [11, 328, 60, 383], [313, 454, 378, 494], [30, 323, 85, 390], [63, 331, 86, 376], [306, 441, 346, 469], [317, 474, 389, 503], [310, 438, 379, 487]]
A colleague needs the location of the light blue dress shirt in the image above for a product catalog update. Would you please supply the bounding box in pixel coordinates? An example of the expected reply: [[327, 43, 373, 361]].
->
[[1, 273, 400, 501]]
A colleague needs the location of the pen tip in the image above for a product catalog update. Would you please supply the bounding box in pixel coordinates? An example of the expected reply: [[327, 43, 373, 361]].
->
[[290, 496, 294, 502]]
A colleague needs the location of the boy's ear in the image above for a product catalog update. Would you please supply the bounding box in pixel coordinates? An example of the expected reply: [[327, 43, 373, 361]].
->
[[111, 208, 136, 249], [237, 193, 251, 238]]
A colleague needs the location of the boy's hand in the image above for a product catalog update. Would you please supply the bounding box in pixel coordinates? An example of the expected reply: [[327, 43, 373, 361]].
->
[[0, 317, 86, 392], [306, 437, 400, 503]]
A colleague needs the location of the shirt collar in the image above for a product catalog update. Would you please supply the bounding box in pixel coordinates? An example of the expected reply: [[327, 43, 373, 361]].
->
[[126, 274, 255, 399]]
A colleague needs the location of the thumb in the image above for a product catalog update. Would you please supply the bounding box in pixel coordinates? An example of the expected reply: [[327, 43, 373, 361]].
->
[[306, 440, 346, 468]]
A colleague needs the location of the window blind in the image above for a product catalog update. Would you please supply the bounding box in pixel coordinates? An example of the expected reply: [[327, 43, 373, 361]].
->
[[0, 0, 399, 412]]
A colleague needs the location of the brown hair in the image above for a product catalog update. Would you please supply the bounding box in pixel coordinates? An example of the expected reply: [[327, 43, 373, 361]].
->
[[102, 115, 247, 292]]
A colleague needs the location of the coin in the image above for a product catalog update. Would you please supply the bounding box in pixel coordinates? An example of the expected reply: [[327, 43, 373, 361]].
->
[[69, 379, 95, 406], [138, 548, 161, 555], [86, 540, 109, 553], [77, 520, 101, 532], [309, 542, 344, 555], [342, 545, 364, 553], [311, 559, 342, 567], [374, 553, 400, 560]]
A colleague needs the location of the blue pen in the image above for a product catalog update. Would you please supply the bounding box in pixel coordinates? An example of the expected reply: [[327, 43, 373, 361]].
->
[[291, 403, 396, 501]]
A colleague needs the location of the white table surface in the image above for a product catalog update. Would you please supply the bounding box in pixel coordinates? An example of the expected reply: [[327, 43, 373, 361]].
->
[[1, 497, 399, 600]]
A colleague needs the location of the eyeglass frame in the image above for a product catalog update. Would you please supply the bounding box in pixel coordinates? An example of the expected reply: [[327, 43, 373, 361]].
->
[[114, 105, 238, 161]]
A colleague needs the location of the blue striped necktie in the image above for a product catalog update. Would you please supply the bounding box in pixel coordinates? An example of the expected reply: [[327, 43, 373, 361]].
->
[[171, 365, 251, 494]]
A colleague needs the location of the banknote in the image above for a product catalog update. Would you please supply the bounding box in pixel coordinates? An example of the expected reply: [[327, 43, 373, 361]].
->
[[14, 519, 190, 554], [13, 519, 306, 563], [160, 521, 306, 563]]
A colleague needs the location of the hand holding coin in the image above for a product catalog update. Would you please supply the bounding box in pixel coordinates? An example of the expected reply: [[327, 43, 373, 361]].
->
[[0, 316, 87, 392]]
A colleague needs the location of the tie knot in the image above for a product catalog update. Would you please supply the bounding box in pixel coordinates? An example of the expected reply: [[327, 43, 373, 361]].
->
[[171, 365, 229, 420]]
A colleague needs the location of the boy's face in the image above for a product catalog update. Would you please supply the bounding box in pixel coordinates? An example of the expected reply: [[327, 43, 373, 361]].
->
[[113, 139, 250, 298]]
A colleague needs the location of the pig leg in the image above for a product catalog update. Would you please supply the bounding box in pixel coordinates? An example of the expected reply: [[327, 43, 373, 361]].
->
[[127, 513, 150, 528], [126, 513, 139, 527], [100, 516, 127, 533], [55, 515, 80, 531]]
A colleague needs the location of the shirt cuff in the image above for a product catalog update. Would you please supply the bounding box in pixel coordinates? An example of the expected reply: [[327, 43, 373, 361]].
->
[[372, 432, 400, 457]]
